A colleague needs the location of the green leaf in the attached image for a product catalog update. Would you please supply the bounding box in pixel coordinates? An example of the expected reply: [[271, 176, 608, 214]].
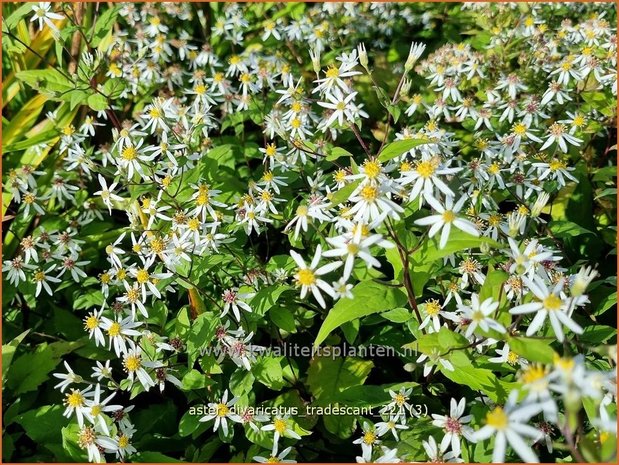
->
[[314, 281, 408, 346], [411, 229, 500, 266], [330, 179, 361, 207], [252, 356, 286, 390], [269, 307, 297, 333], [2, 329, 30, 380], [443, 351, 509, 402], [86, 93, 108, 111], [16, 404, 66, 444], [7, 341, 84, 395], [250, 285, 292, 315], [134, 452, 183, 463], [186, 312, 218, 365], [508, 337, 555, 364], [326, 146, 354, 161], [381, 307, 412, 323], [479, 268, 509, 303], [179, 409, 203, 437], [3, 129, 58, 153], [4, 3, 35, 30], [306, 357, 374, 403], [90, 5, 121, 48], [377, 139, 427, 162], [548, 220, 596, 238], [181, 369, 212, 390], [229, 370, 255, 397], [16, 69, 74, 95]]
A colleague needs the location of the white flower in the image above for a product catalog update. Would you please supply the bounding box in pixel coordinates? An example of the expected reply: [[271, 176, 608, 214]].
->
[[221, 288, 254, 321], [380, 387, 414, 423], [92, 360, 113, 381], [332, 278, 354, 300], [347, 182, 403, 224], [570, 265, 598, 297], [353, 421, 380, 459], [417, 349, 454, 377], [431, 398, 474, 455], [84, 384, 123, 435], [291, 245, 341, 308], [405, 42, 426, 70], [506, 238, 552, 276], [323, 231, 390, 280], [398, 157, 461, 200], [414, 195, 479, 249], [199, 389, 241, 436], [53, 361, 83, 393], [254, 445, 296, 463], [100, 316, 142, 356], [472, 391, 542, 463], [458, 294, 505, 338], [261, 415, 302, 447], [539, 123, 582, 153], [33, 265, 61, 297], [509, 275, 583, 342], [94, 175, 123, 214], [488, 343, 528, 368], [63, 386, 94, 426], [375, 417, 408, 440], [83, 309, 105, 347], [317, 90, 361, 129], [422, 435, 463, 463], [123, 342, 156, 391], [30, 2, 63, 32]]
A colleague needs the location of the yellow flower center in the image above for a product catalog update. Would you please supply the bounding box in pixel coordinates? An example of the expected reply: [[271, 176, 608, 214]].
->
[[107, 322, 121, 337], [543, 294, 562, 311], [216, 403, 229, 417], [442, 210, 456, 223], [363, 160, 382, 179], [360, 186, 378, 202], [522, 365, 547, 384], [274, 418, 287, 434], [513, 123, 527, 136], [118, 435, 130, 449], [425, 299, 441, 316], [549, 159, 566, 171], [507, 351, 519, 365], [415, 160, 436, 178], [122, 146, 137, 161], [297, 269, 316, 286], [84, 315, 99, 330], [486, 407, 508, 430], [325, 66, 339, 79], [346, 243, 359, 255], [66, 391, 85, 408], [136, 269, 150, 284], [363, 431, 377, 445], [124, 354, 141, 372]]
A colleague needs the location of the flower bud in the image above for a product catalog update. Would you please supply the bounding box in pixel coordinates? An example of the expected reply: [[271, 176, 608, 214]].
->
[[357, 43, 369, 70]]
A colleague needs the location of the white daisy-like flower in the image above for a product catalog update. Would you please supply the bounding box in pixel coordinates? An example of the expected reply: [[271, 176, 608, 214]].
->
[[290, 245, 341, 308], [199, 389, 241, 436], [458, 294, 506, 338], [509, 275, 583, 342], [414, 195, 479, 249], [472, 391, 543, 463]]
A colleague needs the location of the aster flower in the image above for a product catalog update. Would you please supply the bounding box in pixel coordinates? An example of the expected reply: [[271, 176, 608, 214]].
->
[[290, 245, 341, 308]]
